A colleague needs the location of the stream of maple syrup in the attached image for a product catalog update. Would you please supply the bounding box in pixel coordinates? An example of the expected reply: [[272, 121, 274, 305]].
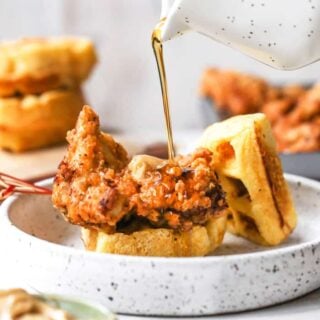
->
[[152, 19, 175, 161]]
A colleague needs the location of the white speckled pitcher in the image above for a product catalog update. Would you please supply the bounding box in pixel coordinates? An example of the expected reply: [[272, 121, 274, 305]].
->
[[161, 0, 320, 70]]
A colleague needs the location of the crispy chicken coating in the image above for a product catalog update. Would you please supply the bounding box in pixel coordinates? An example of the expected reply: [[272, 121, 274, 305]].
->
[[201, 68, 320, 153], [201, 68, 279, 115], [269, 85, 320, 152], [52, 106, 227, 233]]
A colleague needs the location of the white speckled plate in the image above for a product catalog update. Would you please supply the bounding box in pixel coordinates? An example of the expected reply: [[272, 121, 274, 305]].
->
[[0, 174, 320, 316]]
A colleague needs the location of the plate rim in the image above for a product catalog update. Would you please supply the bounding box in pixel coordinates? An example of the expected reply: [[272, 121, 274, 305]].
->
[[1, 173, 320, 264]]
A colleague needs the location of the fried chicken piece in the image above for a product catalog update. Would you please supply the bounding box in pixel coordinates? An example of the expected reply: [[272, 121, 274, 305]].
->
[[52, 106, 227, 233], [201, 69, 306, 117], [287, 84, 320, 124], [271, 85, 320, 152], [201, 68, 320, 153], [281, 84, 306, 100], [201, 68, 279, 115], [52, 105, 129, 232], [273, 117, 320, 152], [262, 98, 294, 125]]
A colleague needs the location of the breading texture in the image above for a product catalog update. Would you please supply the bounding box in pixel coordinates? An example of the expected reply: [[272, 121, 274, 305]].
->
[[0, 37, 97, 96], [52, 106, 227, 233], [52, 105, 129, 232], [201, 68, 279, 115], [199, 113, 297, 246], [52, 106, 228, 256], [201, 68, 320, 153]]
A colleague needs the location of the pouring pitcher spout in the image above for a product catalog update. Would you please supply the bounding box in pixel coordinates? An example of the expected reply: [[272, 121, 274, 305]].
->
[[159, 0, 191, 42]]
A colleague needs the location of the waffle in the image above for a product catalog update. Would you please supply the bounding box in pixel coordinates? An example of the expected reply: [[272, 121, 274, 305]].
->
[[0, 88, 85, 152], [0, 37, 96, 96], [82, 215, 227, 257], [199, 113, 297, 245]]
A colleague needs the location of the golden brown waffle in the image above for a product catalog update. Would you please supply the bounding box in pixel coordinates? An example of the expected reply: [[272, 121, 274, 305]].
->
[[81, 215, 227, 257], [199, 113, 297, 245], [0, 88, 85, 152], [0, 37, 97, 96]]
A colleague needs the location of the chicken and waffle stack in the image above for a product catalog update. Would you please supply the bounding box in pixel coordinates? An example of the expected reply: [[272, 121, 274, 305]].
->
[[201, 68, 320, 153], [52, 106, 228, 257], [0, 37, 97, 152], [52, 106, 297, 256]]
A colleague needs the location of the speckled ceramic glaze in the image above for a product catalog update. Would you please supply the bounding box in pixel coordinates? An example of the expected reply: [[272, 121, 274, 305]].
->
[[0, 174, 320, 316], [161, 0, 320, 69]]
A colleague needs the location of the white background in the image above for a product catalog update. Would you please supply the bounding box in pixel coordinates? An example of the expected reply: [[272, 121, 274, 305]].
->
[[1, 0, 320, 135]]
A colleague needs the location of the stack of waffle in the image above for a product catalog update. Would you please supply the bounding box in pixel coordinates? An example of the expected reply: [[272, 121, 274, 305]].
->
[[0, 37, 97, 152]]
